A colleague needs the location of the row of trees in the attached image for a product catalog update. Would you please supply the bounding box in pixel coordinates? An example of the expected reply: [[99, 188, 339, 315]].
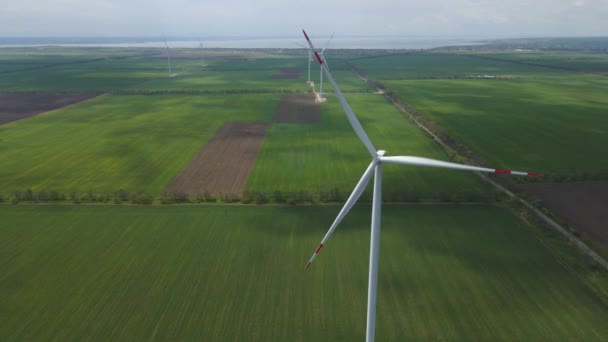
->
[[2, 188, 498, 205]]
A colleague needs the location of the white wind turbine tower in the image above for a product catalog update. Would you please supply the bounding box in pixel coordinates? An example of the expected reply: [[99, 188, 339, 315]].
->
[[200, 41, 207, 67], [302, 29, 542, 342], [317, 32, 334, 101], [295, 42, 312, 84], [163, 39, 173, 77]]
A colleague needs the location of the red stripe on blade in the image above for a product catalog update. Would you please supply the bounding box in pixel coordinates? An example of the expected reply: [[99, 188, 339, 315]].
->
[[305, 262, 311, 270], [315, 244, 324, 254], [528, 172, 543, 177], [314, 52, 323, 64], [495, 169, 512, 174], [302, 30, 311, 42]]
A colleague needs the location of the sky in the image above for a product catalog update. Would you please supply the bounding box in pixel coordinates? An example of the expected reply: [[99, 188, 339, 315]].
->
[[1, 0, 607, 38]]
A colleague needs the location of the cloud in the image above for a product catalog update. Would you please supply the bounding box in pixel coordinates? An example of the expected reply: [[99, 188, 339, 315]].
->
[[0, 0, 606, 37]]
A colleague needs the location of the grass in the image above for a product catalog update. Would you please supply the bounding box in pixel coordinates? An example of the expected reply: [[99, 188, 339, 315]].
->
[[0, 94, 277, 195], [1, 204, 607, 341], [247, 93, 489, 198], [477, 51, 608, 72], [382, 76, 608, 173], [350, 53, 564, 79], [0, 50, 370, 93]]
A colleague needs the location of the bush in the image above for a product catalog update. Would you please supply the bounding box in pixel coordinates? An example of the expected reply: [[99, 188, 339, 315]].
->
[[222, 193, 241, 203], [273, 191, 285, 203], [70, 192, 81, 204], [253, 192, 268, 205], [161, 192, 189, 204], [130, 192, 153, 205], [113, 190, 129, 203], [242, 192, 253, 204]]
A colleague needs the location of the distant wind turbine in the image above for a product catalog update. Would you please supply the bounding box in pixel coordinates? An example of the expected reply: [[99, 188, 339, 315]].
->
[[317, 32, 334, 101], [163, 39, 172, 77], [302, 29, 542, 342], [295, 42, 312, 84], [200, 41, 207, 67]]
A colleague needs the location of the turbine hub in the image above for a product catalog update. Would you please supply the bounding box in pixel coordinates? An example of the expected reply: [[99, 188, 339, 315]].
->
[[376, 150, 386, 157]]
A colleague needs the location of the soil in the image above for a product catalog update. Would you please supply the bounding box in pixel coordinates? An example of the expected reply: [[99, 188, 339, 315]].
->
[[164, 123, 269, 197], [273, 94, 320, 123], [0, 94, 97, 125], [518, 181, 608, 250], [271, 68, 301, 79]]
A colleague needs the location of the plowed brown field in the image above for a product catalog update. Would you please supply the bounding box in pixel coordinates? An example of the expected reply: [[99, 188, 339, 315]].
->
[[519, 181, 608, 251], [164, 123, 269, 197], [273, 93, 319, 123], [0, 94, 96, 125]]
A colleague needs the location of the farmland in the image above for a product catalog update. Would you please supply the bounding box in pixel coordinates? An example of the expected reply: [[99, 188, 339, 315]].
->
[[382, 76, 608, 173], [1, 44, 607, 341], [0, 94, 97, 125], [348, 52, 608, 173], [2, 205, 607, 341], [0, 94, 277, 195], [350, 53, 564, 79], [0, 51, 370, 93], [248, 93, 488, 198]]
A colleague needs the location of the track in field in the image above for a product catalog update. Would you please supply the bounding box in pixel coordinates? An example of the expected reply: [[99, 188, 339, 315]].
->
[[165, 122, 269, 197], [273, 93, 319, 123], [0, 94, 96, 125]]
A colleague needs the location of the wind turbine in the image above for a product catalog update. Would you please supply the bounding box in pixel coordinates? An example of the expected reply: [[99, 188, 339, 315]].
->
[[163, 39, 172, 77], [295, 42, 312, 84], [302, 29, 542, 342], [200, 41, 207, 67], [317, 32, 334, 101]]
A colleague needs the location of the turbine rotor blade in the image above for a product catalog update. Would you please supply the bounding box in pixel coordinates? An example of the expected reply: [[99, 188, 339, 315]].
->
[[306, 160, 378, 269], [302, 29, 377, 157], [380, 156, 542, 177], [321, 32, 335, 54]]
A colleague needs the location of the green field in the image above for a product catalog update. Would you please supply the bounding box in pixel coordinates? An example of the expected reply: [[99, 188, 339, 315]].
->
[[1, 205, 607, 341], [350, 53, 565, 79], [383, 76, 608, 173], [476, 52, 608, 72], [1, 46, 607, 341], [0, 94, 277, 195], [248, 93, 488, 198], [0, 51, 370, 93], [0, 89, 485, 199]]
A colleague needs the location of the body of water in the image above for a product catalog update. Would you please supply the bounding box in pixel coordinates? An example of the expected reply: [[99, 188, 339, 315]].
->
[[0, 36, 483, 49]]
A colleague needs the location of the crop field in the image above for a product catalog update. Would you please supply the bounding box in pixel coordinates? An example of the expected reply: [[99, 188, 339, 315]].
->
[[0, 94, 97, 125], [1, 45, 607, 341], [475, 52, 608, 73], [518, 181, 608, 252], [1, 204, 607, 341], [382, 76, 608, 173], [0, 94, 277, 196], [0, 59, 167, 92], [137, 60, 371, 93], [350, 53, 565, 79], [247, 93, 489, 198], [0, 85, 486, 199], [165, 122, 269, 197], [0, 52, 370, 93]]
